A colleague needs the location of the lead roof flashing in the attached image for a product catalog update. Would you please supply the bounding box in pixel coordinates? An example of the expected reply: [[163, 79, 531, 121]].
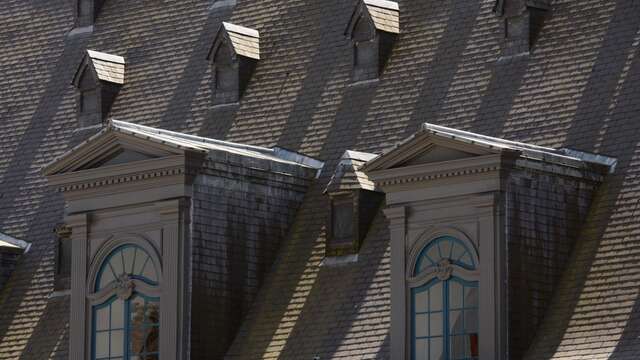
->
[[0, 232, 30, 253], [493, 0, 550, 16], [346, 0, 400, 37], [208, 22, 260, 61], [72, 49, 125, 86]]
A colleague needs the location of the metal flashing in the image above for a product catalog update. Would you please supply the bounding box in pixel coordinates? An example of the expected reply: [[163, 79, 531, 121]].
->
[[0, 232, 30, 252]]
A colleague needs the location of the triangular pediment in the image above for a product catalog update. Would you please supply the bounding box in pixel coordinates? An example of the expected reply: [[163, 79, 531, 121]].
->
[[364, 132, 497, 172], [43, 128, 183, 176]]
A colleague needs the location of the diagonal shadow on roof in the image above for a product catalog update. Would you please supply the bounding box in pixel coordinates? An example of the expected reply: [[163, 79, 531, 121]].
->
[[400, 0, 483, 138]]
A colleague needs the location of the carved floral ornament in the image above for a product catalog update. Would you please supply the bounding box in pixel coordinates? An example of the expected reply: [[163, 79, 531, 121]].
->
[[114, 273, 135, 300]]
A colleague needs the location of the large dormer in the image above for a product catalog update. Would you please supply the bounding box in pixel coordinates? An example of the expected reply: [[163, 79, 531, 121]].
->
[[43, 120, 321, 360], [363, 123, 615, 359]]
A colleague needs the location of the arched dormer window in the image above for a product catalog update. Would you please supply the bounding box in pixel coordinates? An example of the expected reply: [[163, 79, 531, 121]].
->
[[89, 244, 161, 360], [408, 236, 479, 360]]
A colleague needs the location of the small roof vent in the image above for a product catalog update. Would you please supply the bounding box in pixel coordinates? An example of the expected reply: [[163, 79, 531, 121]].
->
[[71, 50, 125, 127], [207, 22, 260, 105]]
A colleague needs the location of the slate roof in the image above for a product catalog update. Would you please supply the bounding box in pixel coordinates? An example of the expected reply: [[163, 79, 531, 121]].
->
[[0, 0, 639, 359]]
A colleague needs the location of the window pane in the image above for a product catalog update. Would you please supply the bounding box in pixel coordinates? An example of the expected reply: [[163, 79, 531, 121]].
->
[[430, 337, 443, 360], [110, 256, 124, 278], [99, 266, 115, 289], [449, 310, 463, 335], [133, 256, 148, 277], [430, 282, 442, 312], [438, 239, 452, 260], [451, 242, 465, 263], [122, 247, 136, 274], [95, 306, 110, 331], [332, 201, 354, 243], [111, 299, 124, 329], [142, 262, 157, 283], [449, 281, 463, 309], [450, 335, 468, 359], [465, 309, 478, 333], [95, 331, 109, 358], [147, 302, 160, 325], [415, 313, 428, 338], [465, 287, 479, 307], [426, 245, 440, 265], [414, 289, 428, 313], [429, 312, 443, 337], [414, 338, 428, 360], [110, 329, 124, 357]]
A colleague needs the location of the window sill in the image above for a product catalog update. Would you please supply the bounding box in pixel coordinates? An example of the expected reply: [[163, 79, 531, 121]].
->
[[321, 254, 359, 267], [348, 78, 380, 88]]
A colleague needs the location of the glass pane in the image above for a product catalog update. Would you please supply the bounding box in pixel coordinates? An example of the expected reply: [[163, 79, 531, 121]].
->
[[426, 245, 440, 265], [147, 302, 160, 325], [451, 335, 469, 359], [122, 247, 136, 274], [430, 282, 442, 312], [449, 310, 463, 335], [451, 242, 465, 263], [415, 289, 428, 313], [414, 338, 428, 360], [415, 314, 428, 338], [459, 253, 473, 268], [95, 331, 109, 358], [110, 329, 124, 356], [95, 306, 110, 331], [99, 266, 115, 290], [110, 256, 124, 278], [142, 261, 157, 283], [429, 312, 443, 337], [449, 281, 463, 309], [111, 299, 124, 329], [430, 337, 443, 360], [465, 287, 479, 307], [465, 309, 479, 333], [133, 256, 148, 277], [438, 239, 452, 260]]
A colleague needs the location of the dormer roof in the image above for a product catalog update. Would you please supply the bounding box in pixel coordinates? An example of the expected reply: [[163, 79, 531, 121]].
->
[[43, 119, 321, 176], [208, 22, 260, 61], [364, 122, 616, 181], [325, 150, 379, 194], [346, 0, 400, 37], [493, 0, 551, 16], [72, 49, 125, 87]]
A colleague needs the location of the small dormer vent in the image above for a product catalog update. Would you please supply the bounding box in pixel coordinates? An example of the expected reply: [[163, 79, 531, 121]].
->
[[345, 0, 399, 82], [71, 50, 125, 127], [76, 0, 106, 27], [207, 22, 260, 106], [324, 150, 383, 257], [494, 0, 550, 58]]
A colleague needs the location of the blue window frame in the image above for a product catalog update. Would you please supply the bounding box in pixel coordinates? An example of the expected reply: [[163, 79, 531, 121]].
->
[[92, 245, 160, 360], [411, 236, 479, 360]]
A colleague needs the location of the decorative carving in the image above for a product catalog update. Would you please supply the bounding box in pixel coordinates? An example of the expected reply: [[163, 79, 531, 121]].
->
[[54, 223, 72, 238], [435, 259, 453, 281], [114, 273, 135, 300]]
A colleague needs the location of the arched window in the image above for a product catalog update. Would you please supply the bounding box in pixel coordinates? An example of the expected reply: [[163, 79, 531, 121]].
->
[[91, 244, 160, 360], [410, 236, 479, 360]]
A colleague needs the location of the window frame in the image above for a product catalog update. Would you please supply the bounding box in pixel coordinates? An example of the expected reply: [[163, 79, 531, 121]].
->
[[407, 235, 480, 360], [404, 227, 482, 359]]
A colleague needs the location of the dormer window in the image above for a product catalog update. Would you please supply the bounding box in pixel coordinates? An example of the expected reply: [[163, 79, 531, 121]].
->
[[76, 0, 105, 27], [207, 22, 259, 106], [324, 150, 383, 257], [72, 50, 125, 127], [345, 0, 399, 82], [494, 0, 549, 58]]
